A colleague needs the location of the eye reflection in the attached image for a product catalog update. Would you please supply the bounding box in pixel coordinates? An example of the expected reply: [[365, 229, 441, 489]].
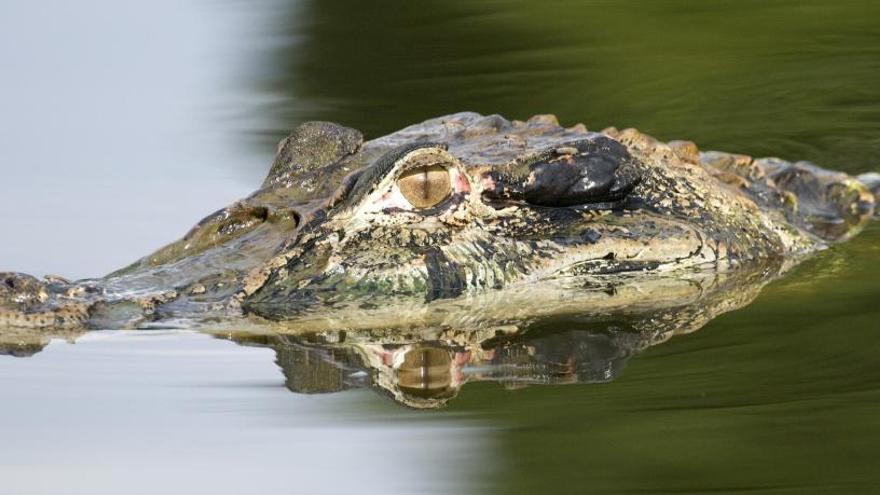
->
[[397, 165, 451, 209], [397, 346, 455, 399]]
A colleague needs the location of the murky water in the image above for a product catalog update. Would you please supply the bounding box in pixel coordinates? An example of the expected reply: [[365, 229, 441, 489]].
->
[[2, 1, 880, 493]]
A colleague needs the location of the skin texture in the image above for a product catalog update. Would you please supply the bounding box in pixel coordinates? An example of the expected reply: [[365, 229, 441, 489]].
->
[[0, 112, 876, 334]]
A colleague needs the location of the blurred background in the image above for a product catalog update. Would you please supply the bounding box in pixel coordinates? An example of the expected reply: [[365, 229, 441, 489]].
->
[[2, 1, 880, 494]]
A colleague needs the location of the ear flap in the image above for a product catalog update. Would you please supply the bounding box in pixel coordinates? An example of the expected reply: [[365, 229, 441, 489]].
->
[[263, 121, 364, 188]]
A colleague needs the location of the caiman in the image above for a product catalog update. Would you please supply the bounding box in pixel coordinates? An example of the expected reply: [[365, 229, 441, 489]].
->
[[2, 112, 878, 337]]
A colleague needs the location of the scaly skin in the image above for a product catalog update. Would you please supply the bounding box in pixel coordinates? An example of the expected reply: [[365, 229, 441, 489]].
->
[[1, 113, 876, 333]]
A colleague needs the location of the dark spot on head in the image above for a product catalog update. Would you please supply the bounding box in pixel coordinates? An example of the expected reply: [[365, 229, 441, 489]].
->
[[525, 137, 639, 207], [481, 135, 641, 208]]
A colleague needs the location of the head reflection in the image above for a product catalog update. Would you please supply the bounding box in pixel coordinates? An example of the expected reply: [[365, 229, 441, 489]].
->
[[234, 324, 648, 409], [2, 259, 782, 410]]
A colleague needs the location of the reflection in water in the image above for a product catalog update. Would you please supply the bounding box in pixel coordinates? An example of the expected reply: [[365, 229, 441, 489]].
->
[[0, 327, 82, 358], [1, 256, 785, 409], [224, 257, 780, 408], [0, 310, 724, 408], [234, 328, 640, 409]]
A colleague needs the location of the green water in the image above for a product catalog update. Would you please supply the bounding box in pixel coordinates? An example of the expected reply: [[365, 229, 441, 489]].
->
[[3, 1, 880, 493]]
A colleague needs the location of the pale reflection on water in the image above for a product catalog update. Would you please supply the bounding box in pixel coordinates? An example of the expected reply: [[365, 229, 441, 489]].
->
[[0, 331, 490, 495]]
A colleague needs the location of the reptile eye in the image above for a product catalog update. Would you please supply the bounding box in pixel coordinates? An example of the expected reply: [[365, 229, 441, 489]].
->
[[397, 165, 451, 209]]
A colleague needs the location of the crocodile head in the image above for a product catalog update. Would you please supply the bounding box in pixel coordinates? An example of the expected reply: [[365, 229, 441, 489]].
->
[[1, 112, 875, 330], [245, 127, 657, 317], [239, 113, 874, 321]]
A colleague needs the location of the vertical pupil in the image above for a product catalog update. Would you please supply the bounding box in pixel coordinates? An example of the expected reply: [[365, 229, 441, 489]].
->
[[398, 165, 451, 208], [420, 169, 430, 199]]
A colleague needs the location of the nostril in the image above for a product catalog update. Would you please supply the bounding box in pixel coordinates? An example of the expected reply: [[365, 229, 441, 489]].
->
[[253, 206, 269, 222]]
